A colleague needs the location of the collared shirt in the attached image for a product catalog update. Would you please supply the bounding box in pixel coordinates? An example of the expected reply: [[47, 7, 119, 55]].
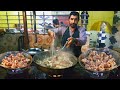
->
[[51, 26, 87, 46]]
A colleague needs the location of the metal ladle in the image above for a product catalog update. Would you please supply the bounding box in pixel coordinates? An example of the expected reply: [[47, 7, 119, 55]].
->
[[61, 41, 69, 50]]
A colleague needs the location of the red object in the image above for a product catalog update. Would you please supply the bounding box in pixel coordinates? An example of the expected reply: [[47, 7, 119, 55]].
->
[[56, 16, 69, 26]]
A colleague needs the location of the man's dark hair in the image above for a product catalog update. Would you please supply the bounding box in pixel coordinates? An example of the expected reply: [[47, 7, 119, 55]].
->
[[53, 19, 59, 25], [69, 11, 80, 20]]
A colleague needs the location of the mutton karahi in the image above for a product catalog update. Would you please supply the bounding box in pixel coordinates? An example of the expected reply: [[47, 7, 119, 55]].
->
[[0, 52, 32, 69], [81, 50, 117, 72]]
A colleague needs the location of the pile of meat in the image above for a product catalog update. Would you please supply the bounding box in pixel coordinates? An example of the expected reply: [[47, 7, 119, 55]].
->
[[81, 50, 117, 72], [1, 53, 31, 69]]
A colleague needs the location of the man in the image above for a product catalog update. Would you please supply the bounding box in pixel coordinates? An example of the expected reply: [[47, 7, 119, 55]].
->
[[48, 11, 87, 57], [52, 19, 63, 50], [53, 19, 60, 28]]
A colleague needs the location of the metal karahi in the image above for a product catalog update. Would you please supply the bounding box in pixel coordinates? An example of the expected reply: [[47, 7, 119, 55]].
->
[[33, 50, 78, 77], [0, 51, 32, 74], [78, 48, 120, 79]]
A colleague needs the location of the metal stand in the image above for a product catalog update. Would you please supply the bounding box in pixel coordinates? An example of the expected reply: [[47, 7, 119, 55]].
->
[[33, 11, 37, 44], [30, 12, 33, 30], [6, 12, 9, 30]]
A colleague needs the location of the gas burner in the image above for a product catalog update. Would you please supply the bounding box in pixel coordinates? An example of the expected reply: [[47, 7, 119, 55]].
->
[[5, 66, 33, 79], [5, 72, 30, 79], [29, 66, 63, 79], [48, 74, 63, 79], [7, 69, 23, 75], [34, 72, 47, 79], [29, 66, 47, 79]]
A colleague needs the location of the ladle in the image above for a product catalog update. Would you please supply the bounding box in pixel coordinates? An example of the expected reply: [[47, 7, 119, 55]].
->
[[61, 41, 68, 50]]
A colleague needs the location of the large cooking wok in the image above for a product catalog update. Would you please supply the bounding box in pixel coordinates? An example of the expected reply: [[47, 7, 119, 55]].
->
[[0, 51, 32, 74], [33, 50, 78, 77], [78, 48, 120, 79]]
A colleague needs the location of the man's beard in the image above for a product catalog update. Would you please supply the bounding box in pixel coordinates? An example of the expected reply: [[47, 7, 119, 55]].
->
[[70, 23, 77, 28]]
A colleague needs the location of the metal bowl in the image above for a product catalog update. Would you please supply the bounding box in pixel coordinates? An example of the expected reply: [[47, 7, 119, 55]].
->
[[78, 48, 120, 79], [27, 48, 43, 56], [33, 51, 78, 77], [0, 51, 32, 74]]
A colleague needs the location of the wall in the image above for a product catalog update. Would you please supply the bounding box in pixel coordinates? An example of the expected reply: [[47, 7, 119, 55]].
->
[[0, 11, 33, 29], [28, 34, 53, 49], [86, 11, 114, 48], [0, 11, 22, 28], [110, 11, 120, 48], [0, 33, 53, 54], [0, 11, 114, 30], [0, 11, 116, 52], [87, 11, 114, 31], [0, 33, 22, 54]]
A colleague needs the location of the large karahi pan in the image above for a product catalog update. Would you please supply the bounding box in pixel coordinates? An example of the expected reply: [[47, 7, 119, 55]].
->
[[78, 48, 120, 79], [0, 51, 32, 74], [33, 50, 78, 77]]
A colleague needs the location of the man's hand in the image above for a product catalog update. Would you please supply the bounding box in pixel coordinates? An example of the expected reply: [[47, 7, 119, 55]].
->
[[67, 37, 74, 41], [66, 37, 77, 48], [48, 29, 55, 38]]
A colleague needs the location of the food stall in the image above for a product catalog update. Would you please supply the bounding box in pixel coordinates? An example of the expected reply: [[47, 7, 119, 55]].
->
[[0, 11, 120, 79]]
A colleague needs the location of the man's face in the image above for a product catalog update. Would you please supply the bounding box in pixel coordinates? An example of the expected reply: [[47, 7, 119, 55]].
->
[[69, 15, 79, 28]]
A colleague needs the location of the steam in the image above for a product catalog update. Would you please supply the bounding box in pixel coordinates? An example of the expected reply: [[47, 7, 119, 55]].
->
[[50, 38, 56, 56], [49, 37, 76, 61]]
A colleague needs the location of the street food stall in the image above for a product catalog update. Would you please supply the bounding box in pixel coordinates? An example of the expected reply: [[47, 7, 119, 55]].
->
[[0, 11, 120, 79]]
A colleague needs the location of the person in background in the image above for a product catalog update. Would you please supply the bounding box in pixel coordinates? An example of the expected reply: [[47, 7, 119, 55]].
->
[[53, 19, 60, 28], [97, 22, 107, 48], [47, 23, 53, 29], [51, 19, 64, 50], [60, 21, 67, 27], [48, 11, 87, 57]]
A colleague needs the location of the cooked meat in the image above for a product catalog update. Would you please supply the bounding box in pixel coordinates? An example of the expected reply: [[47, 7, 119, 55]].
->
[[81, 50, 117, 72], [1, 53, 31, 69]]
